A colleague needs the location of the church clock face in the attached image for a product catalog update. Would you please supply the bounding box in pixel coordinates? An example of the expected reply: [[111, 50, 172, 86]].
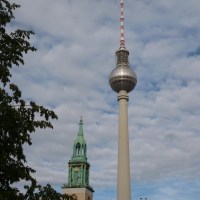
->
[[74, 167, 79, 172]]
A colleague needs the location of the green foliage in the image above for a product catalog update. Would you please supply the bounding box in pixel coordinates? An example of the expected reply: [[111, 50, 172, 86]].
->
[[0, 0, 36, 86], [0, 0, 71, 199], [25, 184, 73, 200]]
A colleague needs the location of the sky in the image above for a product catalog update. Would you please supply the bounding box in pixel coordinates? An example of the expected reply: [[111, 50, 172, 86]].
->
[[9, 0, 200, 199]]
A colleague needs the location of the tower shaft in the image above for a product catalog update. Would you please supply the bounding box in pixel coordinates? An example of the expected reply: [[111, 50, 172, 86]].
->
[[118, 90, 131, 200]]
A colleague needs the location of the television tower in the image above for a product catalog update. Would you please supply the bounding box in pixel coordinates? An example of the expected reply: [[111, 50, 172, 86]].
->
[[109, 0, 137, 200]]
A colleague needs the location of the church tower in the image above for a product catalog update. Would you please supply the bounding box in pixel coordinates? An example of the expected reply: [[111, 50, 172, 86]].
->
[[63, 118, 94, 200]]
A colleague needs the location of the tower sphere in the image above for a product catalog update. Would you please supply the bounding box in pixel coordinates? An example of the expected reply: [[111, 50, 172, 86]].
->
[[109, 66, 137, 93], [109, 50, 137, 93]]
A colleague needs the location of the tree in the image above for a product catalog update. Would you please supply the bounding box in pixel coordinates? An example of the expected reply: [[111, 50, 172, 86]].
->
[[0, 1, 71, 199]]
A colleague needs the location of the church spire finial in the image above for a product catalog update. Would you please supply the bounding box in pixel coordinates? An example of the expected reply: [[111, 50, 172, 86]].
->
[[120, 0, 125, 49], [80, 116, 83, 123], [78, 116, 83, 136]]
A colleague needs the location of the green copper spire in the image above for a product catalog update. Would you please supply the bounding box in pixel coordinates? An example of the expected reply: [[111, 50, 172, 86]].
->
[[65, 118, 94, 192], [72, 118, 87, 161]]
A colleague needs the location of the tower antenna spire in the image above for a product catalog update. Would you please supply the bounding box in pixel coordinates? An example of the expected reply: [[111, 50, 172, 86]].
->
[[120, 0, 125, 49]]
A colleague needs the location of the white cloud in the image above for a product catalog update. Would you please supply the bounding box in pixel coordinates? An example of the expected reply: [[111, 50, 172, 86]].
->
[[8, 0, 200, 199]]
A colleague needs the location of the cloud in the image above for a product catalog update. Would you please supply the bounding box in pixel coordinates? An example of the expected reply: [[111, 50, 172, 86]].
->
[[9, 0, 200, 199]]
